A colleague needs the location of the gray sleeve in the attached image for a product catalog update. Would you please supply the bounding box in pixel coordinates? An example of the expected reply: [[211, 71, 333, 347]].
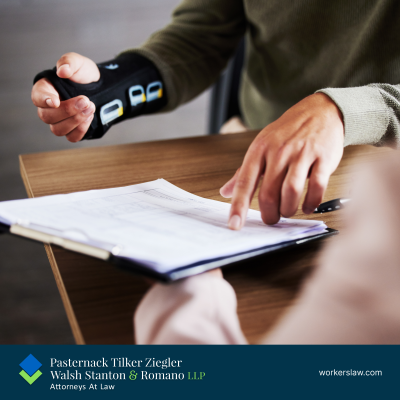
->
[[119, 0, 246, 112], [318, 84, 400, 148]]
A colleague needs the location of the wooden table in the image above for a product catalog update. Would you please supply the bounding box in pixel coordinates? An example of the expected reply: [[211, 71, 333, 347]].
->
[[19, 131, 389, 344]]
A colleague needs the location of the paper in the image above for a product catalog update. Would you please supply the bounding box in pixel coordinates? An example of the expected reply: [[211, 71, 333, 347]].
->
[[0, 179, 327, 273]]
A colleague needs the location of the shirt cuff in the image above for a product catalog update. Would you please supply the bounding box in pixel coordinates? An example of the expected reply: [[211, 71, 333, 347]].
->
[[317, 86, 389, 147]]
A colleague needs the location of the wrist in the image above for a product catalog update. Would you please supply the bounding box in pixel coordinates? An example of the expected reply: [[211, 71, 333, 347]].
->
[[313, 92, 344, 134]]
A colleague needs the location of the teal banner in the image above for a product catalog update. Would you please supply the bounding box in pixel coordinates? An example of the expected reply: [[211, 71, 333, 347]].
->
[[0, 345, 395, 399]]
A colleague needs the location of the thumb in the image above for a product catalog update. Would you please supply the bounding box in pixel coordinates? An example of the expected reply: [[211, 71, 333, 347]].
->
[[56, 52, 100, 84], [220, 168, 241, 198]]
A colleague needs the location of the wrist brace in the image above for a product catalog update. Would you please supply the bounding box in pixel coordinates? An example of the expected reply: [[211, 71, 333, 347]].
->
[[33, 53, 167, 140]]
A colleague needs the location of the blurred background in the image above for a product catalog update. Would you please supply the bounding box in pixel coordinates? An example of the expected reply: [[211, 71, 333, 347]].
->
[[0, 0, 209, 343]]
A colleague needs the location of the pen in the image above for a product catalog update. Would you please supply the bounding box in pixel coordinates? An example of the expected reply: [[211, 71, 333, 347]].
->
[[313, 198, 351, 213]]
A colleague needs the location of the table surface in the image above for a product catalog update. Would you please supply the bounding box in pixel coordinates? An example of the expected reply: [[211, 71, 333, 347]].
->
[[19, 131, 390, 344]]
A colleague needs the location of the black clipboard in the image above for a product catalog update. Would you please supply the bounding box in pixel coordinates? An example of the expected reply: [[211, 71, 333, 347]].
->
[[0, 222, 337, 282]]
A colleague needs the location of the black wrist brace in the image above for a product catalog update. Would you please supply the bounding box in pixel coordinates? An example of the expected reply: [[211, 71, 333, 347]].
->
[[33, 53, 167, 140]]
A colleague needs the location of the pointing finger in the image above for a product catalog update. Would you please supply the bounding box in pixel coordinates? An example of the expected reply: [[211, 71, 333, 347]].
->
[[228, 148, 264, 230]]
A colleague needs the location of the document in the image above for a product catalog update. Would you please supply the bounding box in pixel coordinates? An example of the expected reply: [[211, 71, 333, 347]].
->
[[0, 179, 327, 273]]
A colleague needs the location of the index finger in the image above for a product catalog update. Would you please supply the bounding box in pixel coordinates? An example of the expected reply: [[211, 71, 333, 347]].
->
[[228, 146, 265, 230], [31, 78, 60, 108]]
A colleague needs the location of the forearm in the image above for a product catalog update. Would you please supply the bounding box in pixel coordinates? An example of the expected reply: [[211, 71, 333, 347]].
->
[[121, 0, 246, 111], [134, 273, 247, 344], [265, 155, 400, 344]]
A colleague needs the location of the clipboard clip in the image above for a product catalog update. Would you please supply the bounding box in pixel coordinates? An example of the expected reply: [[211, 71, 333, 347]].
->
[[10, 222, 123, 261]]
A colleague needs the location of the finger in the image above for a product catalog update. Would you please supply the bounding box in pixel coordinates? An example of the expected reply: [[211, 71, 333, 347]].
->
[[56, 52, 86, 79], [280, 155, 314, 218], [49, 104, 95, 137], [258, 157, 288, 225], [38, 96, 93, 125], [220, 168, 241, 198], [65, 114, 94, 143], [302, 159, 330, 214], [31, 78, 61, 108], [56, 52, 100, 83], [228, 148, 264, 230]]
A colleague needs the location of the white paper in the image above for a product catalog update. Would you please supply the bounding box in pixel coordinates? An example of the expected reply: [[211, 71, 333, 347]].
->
[[0, 179, 327, 273]]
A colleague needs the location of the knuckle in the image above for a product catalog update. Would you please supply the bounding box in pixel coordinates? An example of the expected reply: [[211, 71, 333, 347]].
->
[[38, 108, 49, 123], [312, 175, 327, 193], [72, 112, 84, 124], [49, 124, 63, 137], [294, 140, 307, 154], [232, 198, 248, 211], [63, 102, 77, 117], [75, 123, 87, 135], [258, 190, 276, 208], [283, 181, 300, 198], [253, 139, 268, 153], [235, 176, 253, 190], [306, 140, 322, 155]]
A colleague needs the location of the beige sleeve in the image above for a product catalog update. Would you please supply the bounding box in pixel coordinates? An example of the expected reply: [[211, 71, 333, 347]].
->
[[120, 0, 246, 112], [318, 85, 400, 148], [134, 273, 247, 344]]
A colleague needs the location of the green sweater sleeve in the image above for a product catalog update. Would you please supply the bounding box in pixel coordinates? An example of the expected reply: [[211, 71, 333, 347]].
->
[[120, 0, 246, 111], [318, 85, 400, 148]]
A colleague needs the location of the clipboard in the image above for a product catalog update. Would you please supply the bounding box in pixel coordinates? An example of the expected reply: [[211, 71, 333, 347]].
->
[[0, 221, 338, 282]]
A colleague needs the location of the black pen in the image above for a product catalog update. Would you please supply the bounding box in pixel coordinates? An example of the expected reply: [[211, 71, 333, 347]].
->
[[313, 198, 351, 213]]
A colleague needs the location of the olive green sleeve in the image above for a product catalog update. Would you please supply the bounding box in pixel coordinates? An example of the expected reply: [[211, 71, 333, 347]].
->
[[318, 84, 400, 148], [120, 0, 246, 111]]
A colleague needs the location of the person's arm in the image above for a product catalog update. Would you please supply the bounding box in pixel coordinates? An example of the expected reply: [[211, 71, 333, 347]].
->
[[33, 53, 166, 140], [121, 0, 246, 112], [220, 92, 345, 227], [221, 81, 400, 228], [31, 0, 246, 142], [265, 153, 400, 344], [134, 270, 247, 345], [318, 84, 400, 147]]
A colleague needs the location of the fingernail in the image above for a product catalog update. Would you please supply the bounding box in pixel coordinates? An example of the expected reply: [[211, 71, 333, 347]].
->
[[228, 215, 241, 230], [45, 98, 54, 107], [303, 207, 313, 214], [85, 114, 94, 122], [82, 104, 94, 115], [58, 64, 70, 73], [75, 98, 89, 110]]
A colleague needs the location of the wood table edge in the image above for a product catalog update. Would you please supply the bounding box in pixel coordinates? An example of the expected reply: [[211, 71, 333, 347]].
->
[[19, 155, 85, 345]]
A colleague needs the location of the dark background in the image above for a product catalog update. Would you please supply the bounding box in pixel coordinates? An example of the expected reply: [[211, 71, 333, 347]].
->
[[0, 0, 209, 343]]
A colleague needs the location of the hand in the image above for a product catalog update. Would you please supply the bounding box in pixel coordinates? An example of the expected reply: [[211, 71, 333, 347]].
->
[[220, 93, 344, 229], [31, 52, 100, 142]]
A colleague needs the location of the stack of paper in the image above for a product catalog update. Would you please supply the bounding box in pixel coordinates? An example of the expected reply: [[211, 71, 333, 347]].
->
[[0, 179, 327, 273]]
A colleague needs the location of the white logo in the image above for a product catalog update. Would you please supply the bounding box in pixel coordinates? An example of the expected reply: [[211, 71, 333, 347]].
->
[[104, 64, 119, 70]]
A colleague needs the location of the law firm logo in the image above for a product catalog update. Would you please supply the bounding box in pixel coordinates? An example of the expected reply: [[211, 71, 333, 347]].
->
[[19, 354, 42, 385]]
